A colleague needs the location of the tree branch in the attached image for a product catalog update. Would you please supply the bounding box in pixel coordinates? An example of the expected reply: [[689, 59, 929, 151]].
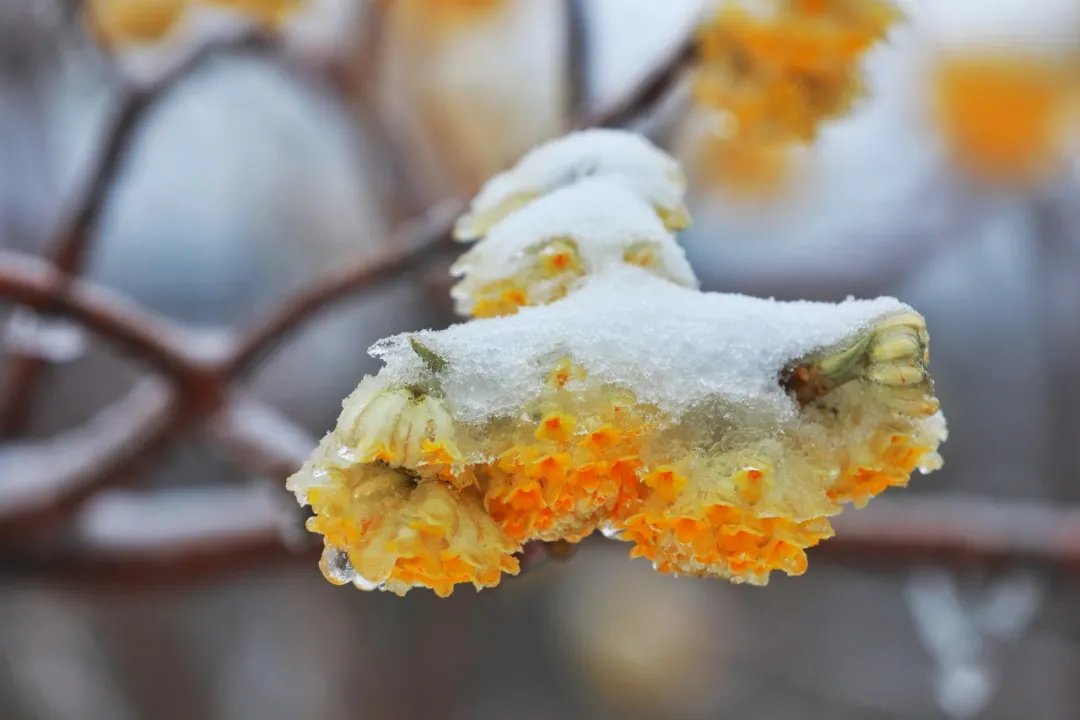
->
[[226, 201, 464, 377], [0, 483, 309, 588], [0, 380, 177, 540], [826, 495, 1080, 569], [579, 33, 695, 130], [0, 250, 217, 380]]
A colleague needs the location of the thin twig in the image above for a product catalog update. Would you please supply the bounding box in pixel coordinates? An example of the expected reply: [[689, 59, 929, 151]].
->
[[204, 394, 316, 480], [226, 201, 464, 377], [0, 250, 217, 379], [0, 483, 311, 589], [227, 37, 702, 378], [0, 380, 177, 540]]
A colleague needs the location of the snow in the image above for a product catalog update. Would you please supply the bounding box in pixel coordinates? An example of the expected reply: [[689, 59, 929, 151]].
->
[[371, 266, 910, 425], [3, 308, 87, 363], [451, 177, 698, 289], [458, 129, 687, 238]]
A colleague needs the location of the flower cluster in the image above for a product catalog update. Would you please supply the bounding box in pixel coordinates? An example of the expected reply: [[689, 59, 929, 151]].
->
[[87, 0, 301, 47], [288, 130, 945, 596], [690, 0, 900, 190]]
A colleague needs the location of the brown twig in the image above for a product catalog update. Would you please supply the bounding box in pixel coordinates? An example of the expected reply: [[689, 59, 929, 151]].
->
[[0, 250, 218, 379], [0, 483, 312, 589], [579, 33, 696, 130], [226, 35, 702, 379], [0, 380, 177, 540], [826, 495, 1080, 569], [226, 201, 464, 378]]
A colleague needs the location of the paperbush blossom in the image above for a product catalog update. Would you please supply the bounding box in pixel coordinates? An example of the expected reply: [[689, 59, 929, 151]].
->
[[690, 0, 900, 190], [288, 130, 945, 596]]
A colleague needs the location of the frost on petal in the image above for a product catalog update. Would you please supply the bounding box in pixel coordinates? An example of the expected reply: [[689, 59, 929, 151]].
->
[[454, 129, 690, 242], [450, 179, 698, 317]]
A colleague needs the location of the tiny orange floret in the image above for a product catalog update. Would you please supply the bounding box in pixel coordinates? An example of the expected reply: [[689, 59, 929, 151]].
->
[[535, 412, 577, 443], [734, 466, 766, 506], [643, 466, 687, 504]]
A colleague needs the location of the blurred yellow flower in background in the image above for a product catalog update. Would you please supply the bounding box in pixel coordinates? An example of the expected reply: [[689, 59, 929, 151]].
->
[[689, 0, 900, 192], [932, 53, 1079, 186]]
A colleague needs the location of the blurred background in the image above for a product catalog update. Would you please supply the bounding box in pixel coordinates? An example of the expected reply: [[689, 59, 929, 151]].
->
[[1, 0, 1079, 718]]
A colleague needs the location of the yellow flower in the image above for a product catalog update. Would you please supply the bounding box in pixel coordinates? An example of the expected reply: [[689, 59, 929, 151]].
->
[[932, 53, 1079, 185], [336, 381, 461, 473], [296, 302, 942, 593], [690, 0, 900, 191], [300, 462, 519, 597], [479, 395, 650, 543], [87, 0, 187, 46]]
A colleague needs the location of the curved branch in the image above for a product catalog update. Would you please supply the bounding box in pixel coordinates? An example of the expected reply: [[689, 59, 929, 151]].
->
[[0, 380, 177, 540], [0, 483, 309, 588], [579, 33, 695, 130], [0, 250, 212, 379], [226, 201, 464, 377]]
